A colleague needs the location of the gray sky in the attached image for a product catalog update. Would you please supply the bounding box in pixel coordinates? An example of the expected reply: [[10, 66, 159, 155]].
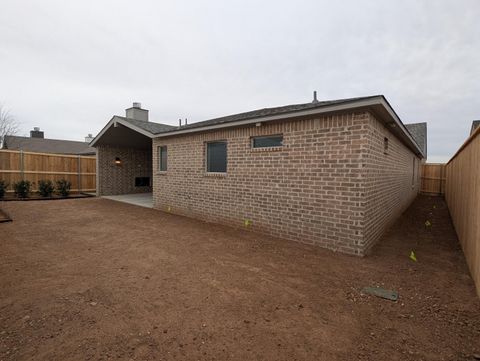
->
[[1, 0, 479, 162]]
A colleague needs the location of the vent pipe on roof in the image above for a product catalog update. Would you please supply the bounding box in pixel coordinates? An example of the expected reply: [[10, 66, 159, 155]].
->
[[126, 102, 149, 122], [312, 91, 319, 104], [178, 118, 182, 127]]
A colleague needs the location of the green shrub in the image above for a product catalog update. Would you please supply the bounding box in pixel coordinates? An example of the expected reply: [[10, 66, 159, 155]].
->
[[0, 180, 8, 199], [56, 179, 71, 197], [38, 179, 55, 197], [13, 180, 31, 198]]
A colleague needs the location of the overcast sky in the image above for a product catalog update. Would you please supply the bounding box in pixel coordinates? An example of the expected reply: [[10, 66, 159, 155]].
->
[[1, 0, 479, 162]]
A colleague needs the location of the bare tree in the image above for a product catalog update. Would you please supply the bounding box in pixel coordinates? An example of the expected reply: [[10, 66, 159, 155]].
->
[[0, 104, 19, 148]]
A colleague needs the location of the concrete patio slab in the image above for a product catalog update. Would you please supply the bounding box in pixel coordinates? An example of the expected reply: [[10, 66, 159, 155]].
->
[[102, 192, 153, 208]]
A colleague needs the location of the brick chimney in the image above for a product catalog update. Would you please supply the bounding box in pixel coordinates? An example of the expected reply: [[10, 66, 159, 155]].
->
[[125, 102, 148, 122], [85, 133, 94, 143], [30, 127, 44, 138]]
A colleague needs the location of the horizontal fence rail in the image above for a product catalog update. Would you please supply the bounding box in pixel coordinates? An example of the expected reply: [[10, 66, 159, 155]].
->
[[445, 128, 480, 298], [0, 149, 96, 193], [420, 163, 446, 195]]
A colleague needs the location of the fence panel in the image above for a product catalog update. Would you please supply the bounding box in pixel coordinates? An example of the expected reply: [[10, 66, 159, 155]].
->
[[445, 130, 480, 297], [420, 163, 446, 195], [0, 149, 96, 193]]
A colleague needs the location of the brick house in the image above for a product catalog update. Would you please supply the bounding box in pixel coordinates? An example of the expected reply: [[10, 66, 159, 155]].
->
[[91, 96, 426, 255]]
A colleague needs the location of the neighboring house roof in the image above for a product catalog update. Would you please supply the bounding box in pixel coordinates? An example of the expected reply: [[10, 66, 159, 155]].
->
[[471, 120, 480, 136], [91, 95, 426, 158], [405, 122, 427, 158], [3, 135, 95, 155]]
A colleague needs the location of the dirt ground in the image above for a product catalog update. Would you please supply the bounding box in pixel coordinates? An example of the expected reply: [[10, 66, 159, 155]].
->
[[1, 195, 479, 361]]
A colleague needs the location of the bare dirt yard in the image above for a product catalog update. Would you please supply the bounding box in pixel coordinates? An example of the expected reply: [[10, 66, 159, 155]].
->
[[1, 195, 479, 360]]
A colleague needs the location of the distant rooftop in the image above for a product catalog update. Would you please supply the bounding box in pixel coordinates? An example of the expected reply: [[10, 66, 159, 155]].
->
[[471, 120, 480, 136], [405, 122, 427, 158], [3, 135, 95, 155]]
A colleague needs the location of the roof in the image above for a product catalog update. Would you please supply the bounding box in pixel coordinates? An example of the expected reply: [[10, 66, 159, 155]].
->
[[405, 122, 427, 157], [156, 96, 381, 134], [156, 95, 425, 158], [89, 116, 175, 147], [3, 135, 95, 155], [118, 116, 175, 134], [471, 120, 480, 136], [91, 95, 425, 158]]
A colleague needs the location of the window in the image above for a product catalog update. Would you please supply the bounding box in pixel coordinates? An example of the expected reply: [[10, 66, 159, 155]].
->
[[206, 141, 227, 173], [384, 137, 389, 154], [252, 135, 283, 148], [135, 177, 150, 187], [158, 146, 167, 171]]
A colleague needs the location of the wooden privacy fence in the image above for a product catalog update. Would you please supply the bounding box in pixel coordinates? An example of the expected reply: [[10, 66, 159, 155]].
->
[[0, 149, 96, 193], [420, 163, 446, 195], [445, 127, 480, 298]]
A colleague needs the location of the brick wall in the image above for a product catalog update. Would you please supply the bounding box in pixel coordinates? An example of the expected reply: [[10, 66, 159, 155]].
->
[[153, 112, 370, 254], [152, 111, 421, 255], [362, 113, 421, 253], [97, 145, 152, 196]]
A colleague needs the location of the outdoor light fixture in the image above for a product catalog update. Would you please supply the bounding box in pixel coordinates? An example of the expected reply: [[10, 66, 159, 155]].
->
[[114, 157, 122, 165]]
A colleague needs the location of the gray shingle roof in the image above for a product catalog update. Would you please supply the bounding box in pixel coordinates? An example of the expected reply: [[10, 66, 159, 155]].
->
[[157, 95, 381, 134], [405, 122, 427, 157], [471, 120, 480, 136], [118, 116, 175, 134], [3, 135, 95, 155], [93, 95, 424, 157]]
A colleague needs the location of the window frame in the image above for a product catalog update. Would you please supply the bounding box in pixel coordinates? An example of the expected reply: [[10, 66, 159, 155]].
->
[[205, 141, 227, 174], [158, 145, 167, 172], [251, 134, 284, 149]]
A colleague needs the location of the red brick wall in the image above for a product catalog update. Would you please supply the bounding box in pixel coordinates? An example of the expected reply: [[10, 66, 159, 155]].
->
[[97, 145, 152, 196], [152, 111, 421, 255]]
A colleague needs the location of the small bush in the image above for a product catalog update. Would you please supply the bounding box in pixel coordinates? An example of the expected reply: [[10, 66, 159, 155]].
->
[[0, 180, 8, 199], [13, 180, 31, 198], [38, 179, 55, 197], [56, 179, 71, 197]]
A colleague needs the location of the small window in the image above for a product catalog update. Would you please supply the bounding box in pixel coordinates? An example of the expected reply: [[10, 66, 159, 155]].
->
[[206, 141, 227, 173], [252, 135, 283, 148], [384, 137, 389, 154], [158, 146, 167, 171], [135, 177, 150, 187]]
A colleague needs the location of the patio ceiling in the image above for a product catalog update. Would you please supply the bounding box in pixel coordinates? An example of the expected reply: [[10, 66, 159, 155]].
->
[[93, 122, 151, 150]]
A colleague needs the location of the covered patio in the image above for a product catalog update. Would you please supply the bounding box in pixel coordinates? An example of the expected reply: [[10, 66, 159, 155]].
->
[[90, 103, 174, 198]]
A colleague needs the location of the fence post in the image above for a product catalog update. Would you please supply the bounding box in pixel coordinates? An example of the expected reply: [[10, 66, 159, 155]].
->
[[20, 150, 24, 181], [77, 155, 81, 193]]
